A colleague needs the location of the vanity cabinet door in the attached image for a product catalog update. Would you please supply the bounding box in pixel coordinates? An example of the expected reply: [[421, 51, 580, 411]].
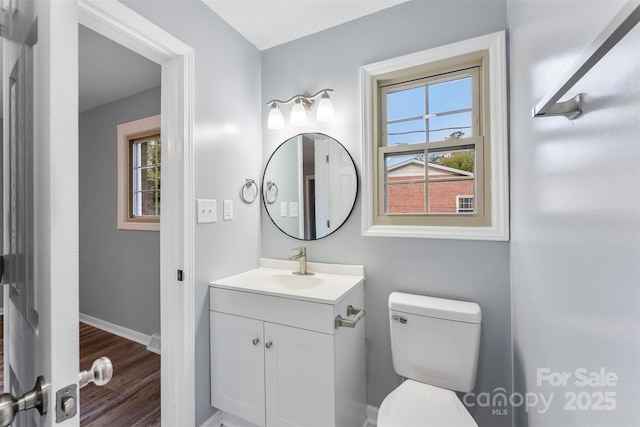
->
[[264, 323, 335, 427], [211, 312, 266, 426]]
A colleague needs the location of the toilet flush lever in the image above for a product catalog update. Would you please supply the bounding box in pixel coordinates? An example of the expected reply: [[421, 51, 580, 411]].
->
[[391, 315, 407, 324]]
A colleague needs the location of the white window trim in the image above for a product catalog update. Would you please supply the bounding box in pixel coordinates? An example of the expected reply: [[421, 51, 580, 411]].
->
[[117, 114, 161, 231], [360, 31, 509, 241]]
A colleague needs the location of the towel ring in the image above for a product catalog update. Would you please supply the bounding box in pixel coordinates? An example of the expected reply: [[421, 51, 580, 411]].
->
[[264, 181, 278, 204], [239, 178, 258, 204]]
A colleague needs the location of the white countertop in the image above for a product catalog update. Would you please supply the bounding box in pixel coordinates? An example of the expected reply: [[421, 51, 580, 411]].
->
[[210, 258, 365, 304]]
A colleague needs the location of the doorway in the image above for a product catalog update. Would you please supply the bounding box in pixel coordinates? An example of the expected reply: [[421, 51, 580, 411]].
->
[[78, 22, 162, 424], [77, 1, 195, 425]]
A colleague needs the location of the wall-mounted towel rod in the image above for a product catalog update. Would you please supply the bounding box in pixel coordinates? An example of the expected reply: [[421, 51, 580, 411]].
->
[[533, 0, 640, 120]]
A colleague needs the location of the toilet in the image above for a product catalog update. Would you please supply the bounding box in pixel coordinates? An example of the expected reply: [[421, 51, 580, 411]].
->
[[378, 292, 482, 427]]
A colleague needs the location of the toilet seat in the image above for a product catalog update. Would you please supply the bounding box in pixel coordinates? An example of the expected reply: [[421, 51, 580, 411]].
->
[[377, 380, 477, 427]]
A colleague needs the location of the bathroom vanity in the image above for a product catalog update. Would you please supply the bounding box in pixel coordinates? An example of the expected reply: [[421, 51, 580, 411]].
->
[[209, 258, 366, 427]]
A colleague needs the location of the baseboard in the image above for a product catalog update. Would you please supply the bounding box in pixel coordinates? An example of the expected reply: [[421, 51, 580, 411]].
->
[[199, 410, 264, 427], [146, 333, 161, 355], [365, 404, 379, 427], [79, 313, 160, 353], [199, 410, 223, 427], [201, 408, 375, 427]]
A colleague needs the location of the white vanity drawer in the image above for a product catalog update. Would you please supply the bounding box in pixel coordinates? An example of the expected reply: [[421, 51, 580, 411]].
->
[[210, 287, 336, 334]]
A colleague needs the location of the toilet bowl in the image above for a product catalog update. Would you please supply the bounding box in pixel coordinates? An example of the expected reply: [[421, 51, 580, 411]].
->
[[379, 292, 481, 427], [377, 380, 476, 427]]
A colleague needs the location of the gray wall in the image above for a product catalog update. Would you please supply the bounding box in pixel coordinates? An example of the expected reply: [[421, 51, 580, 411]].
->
[[261, 2, 512, 426], [79, 87, 161, 336], [121, 1, 263, 424], [509, 1, 640, 426]]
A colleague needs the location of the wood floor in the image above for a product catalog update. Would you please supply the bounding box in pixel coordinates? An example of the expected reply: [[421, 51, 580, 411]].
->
[[1, 316, 160, 426]]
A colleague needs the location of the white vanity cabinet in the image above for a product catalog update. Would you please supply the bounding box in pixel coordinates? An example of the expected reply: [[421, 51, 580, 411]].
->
[[209, 259, 366, 427]]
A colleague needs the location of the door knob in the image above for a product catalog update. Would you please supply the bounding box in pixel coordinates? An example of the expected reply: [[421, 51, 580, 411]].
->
[[79, 357, 113, 389], [0, 376, 47, 427]]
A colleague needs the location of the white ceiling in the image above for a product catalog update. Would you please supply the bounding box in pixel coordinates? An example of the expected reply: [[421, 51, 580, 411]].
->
[[78, 1, 408, 111], [79, 25, 161, 113], [203, 0, 409, 50]]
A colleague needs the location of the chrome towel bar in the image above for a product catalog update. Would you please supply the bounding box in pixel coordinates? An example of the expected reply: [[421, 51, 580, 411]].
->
[[532, 0, 640, 120], [335, 305, 365, 329]]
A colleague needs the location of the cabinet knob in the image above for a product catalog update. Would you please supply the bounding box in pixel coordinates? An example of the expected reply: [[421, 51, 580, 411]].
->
[[252, 338, 260, 346], [265, 341, 273, 349]]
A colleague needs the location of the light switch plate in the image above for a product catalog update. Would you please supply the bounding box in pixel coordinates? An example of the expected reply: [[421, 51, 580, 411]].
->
[[196, 199, 217, 224], [289, 202, 299, 218], [280, 202, 288, 217], [223, 200, 233, 221]]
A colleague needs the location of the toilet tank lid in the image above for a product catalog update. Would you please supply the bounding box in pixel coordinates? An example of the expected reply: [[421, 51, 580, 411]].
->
[[388, 292, 481, 324]]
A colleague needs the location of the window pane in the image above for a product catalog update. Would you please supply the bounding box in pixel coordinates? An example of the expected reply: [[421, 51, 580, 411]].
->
[[131, 134, 161, 218], [428, 112, 472, 142], [141, 191, 156, 216], [387, 86, 425, 122], [387, 119, 425, 146], [428, 77, 471, 114], [384, 152, 426, 214], [427, 148, 475, 214]]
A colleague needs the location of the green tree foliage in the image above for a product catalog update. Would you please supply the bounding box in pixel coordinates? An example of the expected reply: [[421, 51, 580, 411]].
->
[[446, 130, 465, 139], [410, 131, 474, 172], [439, 151, 474, 172], [438, 130, 473, 172]]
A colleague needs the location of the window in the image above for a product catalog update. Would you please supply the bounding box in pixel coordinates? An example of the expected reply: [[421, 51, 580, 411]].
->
[[457, 196, 475, 213], [381, 67, 481, 219], [117, 115, 161, 231], [361, 31, 509, 240]]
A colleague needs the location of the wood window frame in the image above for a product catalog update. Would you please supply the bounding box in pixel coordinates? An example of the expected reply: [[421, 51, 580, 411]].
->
[[360, 31, 509, 241], [117, 114, 161, 231]]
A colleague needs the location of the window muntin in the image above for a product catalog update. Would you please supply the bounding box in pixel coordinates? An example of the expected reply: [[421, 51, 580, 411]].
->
[[130, 134, 161, 218], [376, 65, 484, 226]]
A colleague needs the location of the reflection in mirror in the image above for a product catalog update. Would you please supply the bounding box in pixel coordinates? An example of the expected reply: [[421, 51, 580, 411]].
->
[[263, 133, 358, 240]]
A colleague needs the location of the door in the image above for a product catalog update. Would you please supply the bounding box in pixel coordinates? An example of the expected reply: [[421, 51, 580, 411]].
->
[[3, 1, 79, 425], [264, 323, 334, 427], [210, 312, 265, 426]]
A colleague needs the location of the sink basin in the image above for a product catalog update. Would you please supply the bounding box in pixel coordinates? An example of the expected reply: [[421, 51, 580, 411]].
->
[[262, 273, 324, 290], [210, 258, 365, 303]]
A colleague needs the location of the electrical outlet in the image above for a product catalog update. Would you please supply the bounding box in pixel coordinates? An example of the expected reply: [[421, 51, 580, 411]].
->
[[280, 202, 288, 217], [196, 199, 217, 224]]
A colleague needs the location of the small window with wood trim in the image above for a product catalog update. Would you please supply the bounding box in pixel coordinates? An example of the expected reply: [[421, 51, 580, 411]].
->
[[117, 115, 161, 231]]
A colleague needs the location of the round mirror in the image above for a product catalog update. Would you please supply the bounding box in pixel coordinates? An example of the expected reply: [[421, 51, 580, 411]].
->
[[262, 133, 358, 240]]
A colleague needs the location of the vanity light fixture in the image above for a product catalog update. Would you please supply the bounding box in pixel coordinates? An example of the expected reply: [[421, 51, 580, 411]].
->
[[266, 89, 334, 129]]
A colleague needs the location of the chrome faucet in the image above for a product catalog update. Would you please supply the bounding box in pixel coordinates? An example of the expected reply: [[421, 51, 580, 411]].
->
[[289, 247, 313, 276]]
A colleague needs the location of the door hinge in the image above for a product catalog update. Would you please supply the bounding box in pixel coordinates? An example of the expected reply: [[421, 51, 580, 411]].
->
[[326, 155, 329, 163], [327, 220, 330, 228], [177, 270, 183, 281]]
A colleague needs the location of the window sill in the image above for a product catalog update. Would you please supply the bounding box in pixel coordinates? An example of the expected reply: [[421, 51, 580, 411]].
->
[[363, 223, 508, 241], [117, 220, 160, 232]]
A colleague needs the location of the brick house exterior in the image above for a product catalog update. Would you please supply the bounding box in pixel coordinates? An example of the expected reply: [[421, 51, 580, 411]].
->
[[387, 159, 474, 213]]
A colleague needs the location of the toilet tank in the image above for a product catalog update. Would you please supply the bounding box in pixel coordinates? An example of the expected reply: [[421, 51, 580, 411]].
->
[[388, 292, 481, 393]]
